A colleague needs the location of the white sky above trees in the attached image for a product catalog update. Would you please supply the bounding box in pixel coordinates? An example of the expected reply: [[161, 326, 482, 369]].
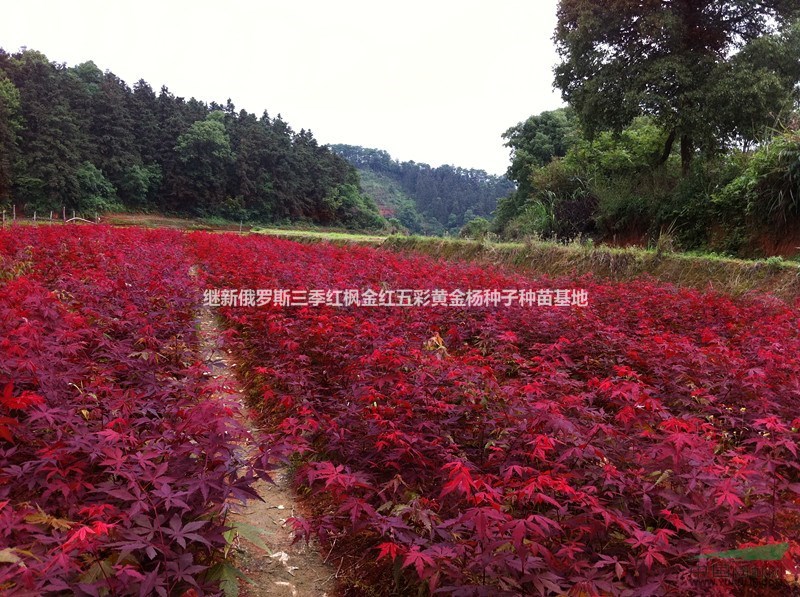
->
[[1, 0, 564, 175]]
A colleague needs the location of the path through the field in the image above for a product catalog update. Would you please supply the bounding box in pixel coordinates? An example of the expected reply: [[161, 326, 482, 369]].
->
[[197, 305, 337, 596]]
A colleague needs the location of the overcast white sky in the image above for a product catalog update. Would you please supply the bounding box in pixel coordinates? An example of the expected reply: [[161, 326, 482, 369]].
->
[[1, 0, 565, 176]]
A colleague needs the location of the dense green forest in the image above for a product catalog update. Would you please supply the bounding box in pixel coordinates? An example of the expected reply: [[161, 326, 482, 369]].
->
[[331, 144, 514, 235], [497, 1, 800, 257], [0, 48, 384, 228], [5, 0, 799, 253]]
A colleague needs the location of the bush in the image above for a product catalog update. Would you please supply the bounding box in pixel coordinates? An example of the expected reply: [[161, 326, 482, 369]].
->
[[500, 118, 668, 242], [563, 117, 669, 175], [497, 111, 800, 255], [459, 216, 490, 240], [592, 177, 657, 237], [649, 156, 746, 251], [193, 232, 800, 595], [76, 162, 122, 213], [714, 129, 800, 229], [491, 191, 527, 234], [502, 200, 553, 240], [218, 195, 249, 222], [531, 159, 597, 240], [0, 226, 261, 594], [118, 163, 162, 207]]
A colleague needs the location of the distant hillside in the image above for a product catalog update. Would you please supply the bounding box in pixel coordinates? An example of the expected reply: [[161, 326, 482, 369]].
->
[[331, 145, 515, 234], [356, 170, 442, 234]]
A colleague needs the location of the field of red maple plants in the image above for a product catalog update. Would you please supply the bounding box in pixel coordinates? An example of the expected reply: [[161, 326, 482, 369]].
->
[[0, 227, 262, 595], [191, 232, 800, 596], [1, 225, 800, 596]]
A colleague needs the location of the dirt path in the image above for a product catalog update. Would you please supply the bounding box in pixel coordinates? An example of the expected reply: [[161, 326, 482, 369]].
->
[[196, 305, 337, 596]]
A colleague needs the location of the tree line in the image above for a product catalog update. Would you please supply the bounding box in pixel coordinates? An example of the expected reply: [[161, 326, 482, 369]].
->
[[496, 1, 800, 256], [0, 48, 383, 228]]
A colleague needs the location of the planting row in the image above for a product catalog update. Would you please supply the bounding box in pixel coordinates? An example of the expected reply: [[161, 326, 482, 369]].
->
[[0, 226, 259, 596], [191, 232, 800, 596]]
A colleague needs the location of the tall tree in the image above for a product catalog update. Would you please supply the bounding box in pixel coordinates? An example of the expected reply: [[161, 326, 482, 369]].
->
[[554, 0, 800, 173], [8, 50, 86, 210], [0, 46, 379, 227], [70, 64, 140, 202], [0, 69, 21, 204], [174, 111, 233, 215], [502, 107, 579, 200], [129, 80, 159, 159], [155, 86, 195, 211], [123, 80, 162, 207]]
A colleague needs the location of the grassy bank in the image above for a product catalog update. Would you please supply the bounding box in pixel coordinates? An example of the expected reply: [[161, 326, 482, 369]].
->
[[98, 213, 800, 302], [253, 227, 388, 244], [382, 236, 800, 303]]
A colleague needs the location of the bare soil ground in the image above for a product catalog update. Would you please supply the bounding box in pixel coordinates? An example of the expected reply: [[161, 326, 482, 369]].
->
[[196, 303, 336, 596]]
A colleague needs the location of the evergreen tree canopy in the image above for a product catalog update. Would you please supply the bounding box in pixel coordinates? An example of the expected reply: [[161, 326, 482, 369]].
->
[[0, 47, 384, 229], [502, 107, 579, 199], [554, 0, 800, 172]]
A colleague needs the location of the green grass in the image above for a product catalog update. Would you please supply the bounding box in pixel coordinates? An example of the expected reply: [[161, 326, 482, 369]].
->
[[252, 227, 388, 244]]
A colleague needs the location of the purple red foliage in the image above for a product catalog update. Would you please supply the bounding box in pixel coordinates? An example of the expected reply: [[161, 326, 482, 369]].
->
[[0, 227, 258, 596], [191, 232, 800, 596]]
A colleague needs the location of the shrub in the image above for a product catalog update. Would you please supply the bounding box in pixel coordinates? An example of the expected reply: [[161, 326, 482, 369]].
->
[[714, 129, 800, 229], [76, 162, 122, 213], [459, 216, 491, 240], [502, 200, 553, 240], [323, 183, 386, 230]]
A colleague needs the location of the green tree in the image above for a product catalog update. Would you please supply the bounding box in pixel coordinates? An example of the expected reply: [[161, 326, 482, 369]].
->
[[0, 70, 21, 204], [79, 69, 139, 199], [714, 128, 800, 228], [226, 110, 278, 219], [708, 20, 800, 148], [0, 45, 391, 228], [502, 107, 578, 199], [174, 111, 233, 215], [118, 163, 162, 208], [75, 161, 120, 212], [129, 80, 160, 161], [494, 116, 674, 240], [332, 144, 514, 230], [554, 0, 800, 173], [321, 183, 385, 229], [8, 50, 86, 210]]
